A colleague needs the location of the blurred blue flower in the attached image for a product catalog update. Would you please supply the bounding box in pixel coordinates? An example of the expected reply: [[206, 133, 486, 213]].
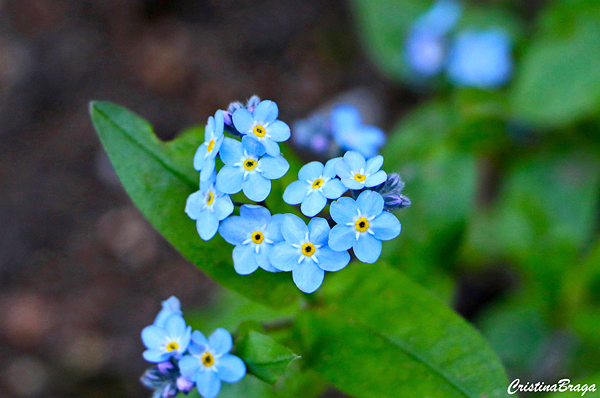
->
[[270, 215, 350, 293], [232, 100, 291, 156], [218, 205, 284, 275], [179, 329, 246, 398], [335, 151, 387, 190], [154, 296, 182, 328], [292, 112, 331, 154], [329, 191, 401, 263], [216, 137, 289, 202], [331, 105, 385, 158], [142, 314, 192, 363], [186, 172, 234, 241], [194, 111, 225, 182], [283, 158, 346, 217], [447, 29, 513, 88]]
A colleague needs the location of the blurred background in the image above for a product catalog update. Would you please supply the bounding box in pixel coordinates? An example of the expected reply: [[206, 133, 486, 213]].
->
[[1, 0, 600, 397]]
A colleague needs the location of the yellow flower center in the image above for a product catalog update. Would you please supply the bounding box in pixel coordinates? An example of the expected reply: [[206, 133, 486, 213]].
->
[[354, 174, 366, 182], [302, 243, 315, 257], [166, 341, 179, 352], [311, 178, 324, 189], [355, 217, 369, 232], [202, 352, 215, 367], [207, 139, 215, 152], [253, 125, 266, 137], [252, 231, 264, 244], [243, 159, 257, 171], [206, 191, 215, 206]]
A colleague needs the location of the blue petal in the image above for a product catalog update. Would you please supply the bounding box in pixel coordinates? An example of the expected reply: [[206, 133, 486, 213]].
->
[[281, 214, 308, 243], [180, 326, 192, 353], [219, 216, 249, 245], [143, 349, 170, 363], [340, 178, 365, 190], [259, 155, 289, 179], [353, 234, 382, 264], [300, 192, 327, 217], [252, 100, 278, 125], [185, 191, 205, 220], [192, 330, 209, 350], [179, 355, 200, 380], [200, 158, 216, 182], [240, 204, 271, 225], [197, 210, 219, 241], [142, 325, 166, 350], [331, 105, 361, 131], [328, 225, 355, 251], [256, 244, 279, 272], [216, 354, 246, 382], [283, 180, 309, 205], [200, 171, 217, 192], [270, 242, 299, 272], [213, 195, 234, 221], [242, 136, 266, 158], [164, 314, 186, 338], [209, 328, 233, 357], [365, 155, 384, 174], [196, 370, 221, 398], [232, 108, 254, 134], [308, 217, 330, 246], [243, 173, 271, 202], [343, 151, 366, 171], [213, 109, 224, 136], [219, 137, 243, 165], [233, 244, 259, 275], [329, 197, 358, 224], [194, 145, 208, 171], [206, 115, 215, 136], [216, 165, 243, 195], [323, 157, 341, 178], [365, 170, 387, 188], [356, 190, 384, 217], [369, 212, 401, 241], [266, 120, 290, 142], [292, 261, 325, 293], [299, 161, 324, 181], [334, 157, 353, 179], [321, 179, 346, 199], [154, 297, 182, 327], [317, 247, 350, 272], [265, 214, 285, 243], [261, 138, 281, 157]]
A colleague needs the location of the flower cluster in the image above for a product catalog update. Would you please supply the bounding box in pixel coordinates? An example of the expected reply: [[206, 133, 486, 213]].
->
[[405, 0, 513, 88], [140, 297, 246, 398], [187, 97, 410, 294]]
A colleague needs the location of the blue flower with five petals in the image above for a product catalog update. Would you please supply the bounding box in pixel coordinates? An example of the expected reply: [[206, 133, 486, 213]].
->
[[283, 158, 347, 217], [219, 205, 284, 275], [270, 215, 350, 293], [216, 137, 289, 202], [142, 314, 192, 363], [186, 172, 234, 241], [232, 100, 291, 156], [329, 191, 401, 264], [153, 296, 182, 328], [179, 329, 246, 398], [194, 111, 225, 182], [335, 151, 387, 190], [330, 105, 385, 158]]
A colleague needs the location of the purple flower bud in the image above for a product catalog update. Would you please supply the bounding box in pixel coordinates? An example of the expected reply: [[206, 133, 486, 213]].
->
[[176, 376, 195, 393], [157, 361, 174, 374], [226, 101, 243, 114], [246, 95, 261, 110], [222, 110, 233, 126]]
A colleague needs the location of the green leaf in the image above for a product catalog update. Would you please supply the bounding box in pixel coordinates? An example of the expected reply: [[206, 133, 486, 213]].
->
[[298, 262, 510, 398], [235, 321, 299, 385], [89, 101, 300, 308]]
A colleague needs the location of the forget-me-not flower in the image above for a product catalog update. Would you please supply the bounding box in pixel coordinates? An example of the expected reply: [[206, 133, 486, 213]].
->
[[447, 29, 513, 88], [232, 100, 291, 156], [283, 158, 347, 217], [140, 360, 195, 398], [270, 215, 350, 293], [222, 95, 261, 134], [179, 329, 246, 398], [329, 191, 401, 263], [218, 205, 284, 275], [216, 136, 289, 202], [331, 105, 385, 158], [335, 151, 387, 190], [186, 172, 234, 241], [154, 296, 182, 328], [194, 111, 225, 182], [142, 314, 192, 363]]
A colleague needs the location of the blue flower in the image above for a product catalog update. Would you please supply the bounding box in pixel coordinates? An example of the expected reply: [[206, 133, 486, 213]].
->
[[218, 205, 284, 275], [142, 314, 192, 363], [330, 105, 385, 158], [335, 151, 387, 190], [447, 29, 513, 88], [186, 172, 234, 241], [283, 158, 346, 217], [179, 329, 246, 398], [154, 296, 182, 328], [412, 0, 462, 38], [194, 111, 225, 182], [216, 136, 289, 202], [232, 100, 291, 156], [329, 191, 401, 264], [223, 95, 261, 135], [270, 215, 350, 293]]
